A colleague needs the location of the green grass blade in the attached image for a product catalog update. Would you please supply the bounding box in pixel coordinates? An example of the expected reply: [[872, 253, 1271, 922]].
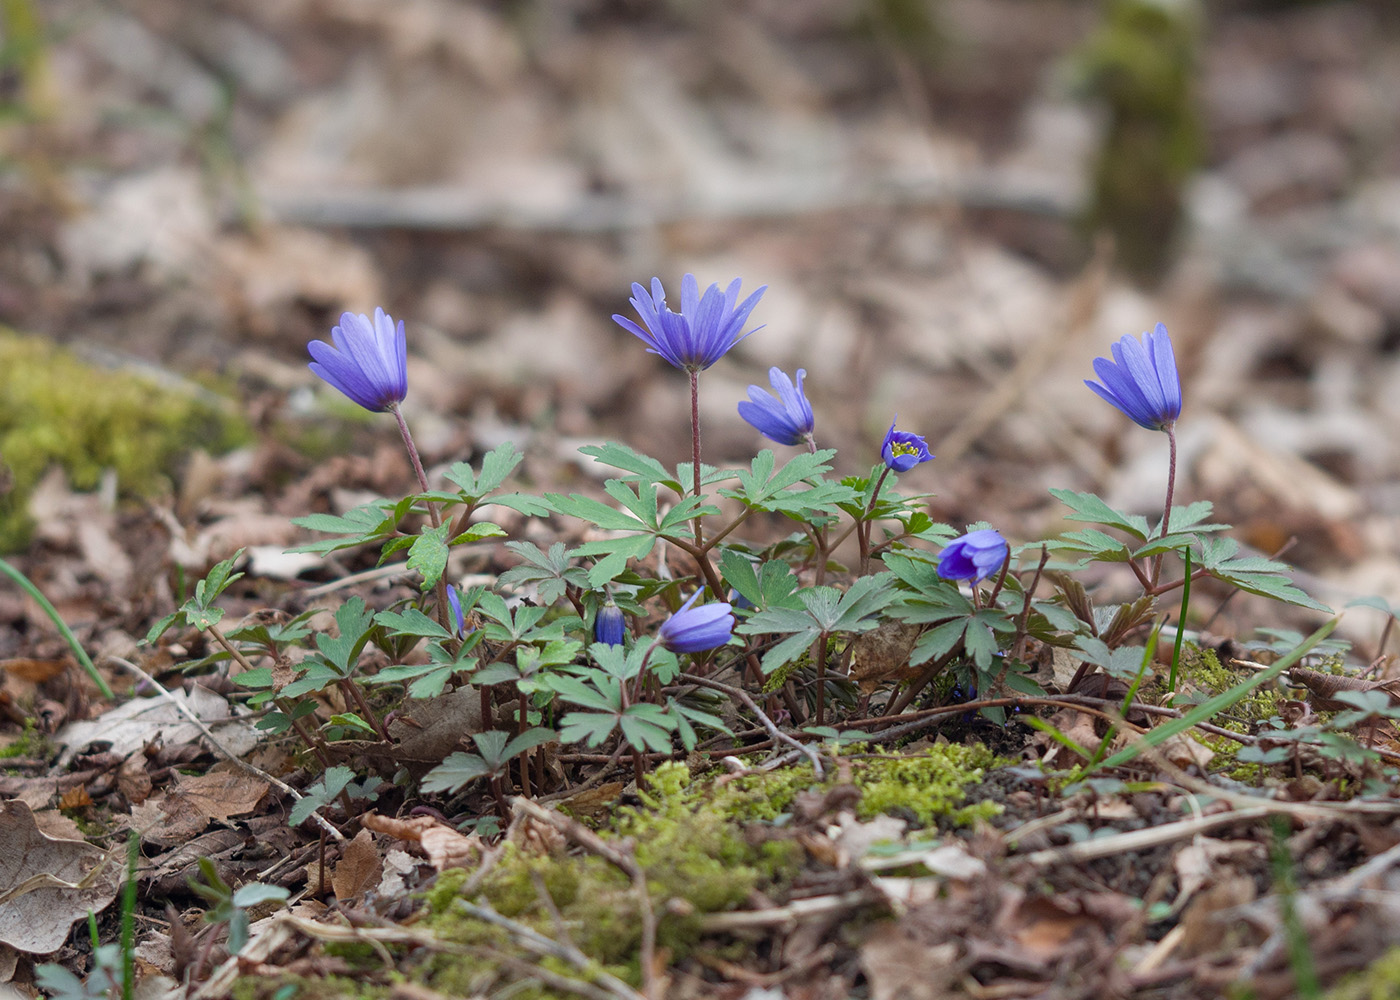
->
[[1091, 616, 1339, 774], [0, 556, 114, 699]]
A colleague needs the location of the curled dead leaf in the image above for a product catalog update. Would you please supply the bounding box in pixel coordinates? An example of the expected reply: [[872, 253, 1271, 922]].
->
[[361, 812, 483, 872], [0, 800, 121, 954]]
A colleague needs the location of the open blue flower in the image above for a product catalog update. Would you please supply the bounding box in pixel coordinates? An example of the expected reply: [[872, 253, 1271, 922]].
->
[[595, 602, 627, 646], [881, 418, 933, 472], [738, 367, 814, 446], [657, 591, 734, 654], [612, 274, 766, 372], [308, 308, 408, 412], [937, 529, 1009, 584], [1085, 323, 1182, 431]]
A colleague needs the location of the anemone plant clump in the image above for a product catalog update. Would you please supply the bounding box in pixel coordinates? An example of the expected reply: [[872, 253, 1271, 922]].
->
[[142, 268, 1343, 999]]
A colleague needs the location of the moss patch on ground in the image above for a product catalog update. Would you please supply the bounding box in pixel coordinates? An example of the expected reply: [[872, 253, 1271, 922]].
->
[[0, 329, 250, 550], [402, 747, 1002, 996]]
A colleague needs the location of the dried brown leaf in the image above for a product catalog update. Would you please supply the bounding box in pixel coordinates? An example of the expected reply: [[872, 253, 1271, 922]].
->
[[332, 830, 382, 902], [0, 800, 121, 954], [174, 766, 269, 822], [860, 922, 962, 1000], [361, 812, 483, 872]]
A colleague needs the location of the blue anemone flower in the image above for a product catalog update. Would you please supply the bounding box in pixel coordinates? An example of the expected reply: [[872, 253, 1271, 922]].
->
[[937, 529, 1009, 584], [308, 308, 408, 412], [446, 585, 465, 638], [881, 418, 933, 472], [595, 602, 627, 646], [1085, 323, 1182, 431], [738, 367, 815, 446], [612, 274, 766, 372], [657, 591, 734, 654]]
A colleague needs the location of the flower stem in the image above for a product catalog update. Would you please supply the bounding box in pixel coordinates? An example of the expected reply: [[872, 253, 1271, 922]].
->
[[1152, 423, 1178, 587], [858, 466, 894, 575], [389, 403, 455, 635], [690, 370, 703, 548]]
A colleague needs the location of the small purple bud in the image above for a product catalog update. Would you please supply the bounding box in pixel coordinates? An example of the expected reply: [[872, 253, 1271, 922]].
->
[[446, 585, 465, 638], [595, 602, 627, 646]]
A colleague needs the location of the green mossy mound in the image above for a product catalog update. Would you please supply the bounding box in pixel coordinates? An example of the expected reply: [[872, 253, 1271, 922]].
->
[[0, 329, 250, 550], [406, 748, 1003, 995]]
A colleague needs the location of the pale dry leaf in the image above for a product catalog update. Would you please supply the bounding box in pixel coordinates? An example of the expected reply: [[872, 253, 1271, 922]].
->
[[387, 688, 485, 773], [1172, 838, 1264, 915], [361, 812, 483, 873], [0, 944, 16, 983], [118, 754, 155, 805], [175, 766, 269, 822], [7, 778, 56, 812], [332, 830, 382, 902], [55, 686, 257, 766], [29, 810, 86, 842], [420, 825, 483, 872], [131, 793, 210, 848], [860, 921, 961, 1000], [833, 813, 907, 862], [360, 812, 438, 842], [376, 849, 418, 898], [1158, 733, 1216, 771], [0, 800, 121, 954], [871, 876, 945, 908], [849, 620, 923, 692]]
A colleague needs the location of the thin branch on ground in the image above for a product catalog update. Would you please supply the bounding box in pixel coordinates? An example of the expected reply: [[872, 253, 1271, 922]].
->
[[456, 900, 644, 1000], [511, 798, 659, 1000], [107, 656, 346, 843], [678, 672, 824, 779]]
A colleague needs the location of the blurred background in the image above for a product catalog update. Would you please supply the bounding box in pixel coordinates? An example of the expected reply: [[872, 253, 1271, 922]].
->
[[2, 0, 1400, 649]]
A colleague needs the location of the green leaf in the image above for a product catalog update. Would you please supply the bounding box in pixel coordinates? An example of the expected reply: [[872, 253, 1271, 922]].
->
[[316, 597, 377, 674], [290, 504, 397, 553], [183, 605, 225, 631], [619, 705, 677, 753], [576, 441, 680, 491], [288, 766, 357, 825], [721, 449, 839, 509], [559, 711, 622, 748], [545, 491, 652, 532], [231, 883, 290, 909], [376, 607, 451, 640], [1197, 537, 1332, 612], [325, 713, 376, 735], [1053, 529, 1133, 562], [1049, 489, 1150, 540], [406, 523, 452, 591], [193, 550, 246, 606], [145, 611, 181, 644], [551, 674, 622, 714], [442, 443, 526, 499], [449, 522, 508, 546], [420, 752, 492, 794], [576, 535, 658, 588]]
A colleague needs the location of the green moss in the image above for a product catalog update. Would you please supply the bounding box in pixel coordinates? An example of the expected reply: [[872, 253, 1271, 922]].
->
[[0, 329, 250, 551], [854, 743, 1003, 826], [278, 750, 1000, 997], [0, 720, 45, 759], [1174, 646, 1277, 734], [1324, 945, 1400, 1000]]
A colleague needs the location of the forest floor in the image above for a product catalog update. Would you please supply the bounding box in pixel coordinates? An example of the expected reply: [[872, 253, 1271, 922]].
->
[[7, 1, 1400, 998]]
